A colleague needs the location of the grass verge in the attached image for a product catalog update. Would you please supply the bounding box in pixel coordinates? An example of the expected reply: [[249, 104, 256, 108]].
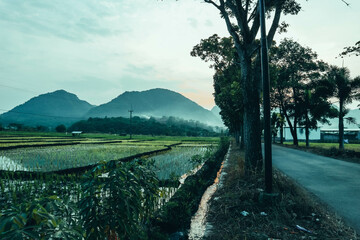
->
[[281, 142, 360, 164], [204, 141, 359, 240]]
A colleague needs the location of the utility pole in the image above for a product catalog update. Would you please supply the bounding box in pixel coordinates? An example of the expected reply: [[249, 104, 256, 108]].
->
[[129, 105, 133, 139], [259, 0, 273, 194]]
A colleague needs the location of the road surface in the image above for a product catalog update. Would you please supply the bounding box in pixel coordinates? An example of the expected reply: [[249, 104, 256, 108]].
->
[[271, 144, 360, 233]]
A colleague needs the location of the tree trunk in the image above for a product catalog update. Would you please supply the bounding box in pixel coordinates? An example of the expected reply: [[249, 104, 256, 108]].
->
[[293, 123, 299, 146], [280, 109, 284, 144], [234, 130, 240, 145], [305, 111, 310, 148], [241, 57, 262, 175], [283, 109, 298, 146], [339, 99, 344, 150], [240, 123, 245, 150], [305, 126, 309, 147]]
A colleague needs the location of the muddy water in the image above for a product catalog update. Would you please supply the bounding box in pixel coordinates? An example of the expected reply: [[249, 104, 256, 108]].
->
[[188, 145, 231, 240]]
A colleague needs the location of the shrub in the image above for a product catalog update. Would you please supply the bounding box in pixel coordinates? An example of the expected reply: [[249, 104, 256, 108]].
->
[[55, 124, 66, 133]]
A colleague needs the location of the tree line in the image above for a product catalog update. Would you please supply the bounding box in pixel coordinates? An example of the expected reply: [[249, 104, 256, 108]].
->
[[197, 0, 360, 176], [68, 116, 222, 137], [192, 37, 360, 151]]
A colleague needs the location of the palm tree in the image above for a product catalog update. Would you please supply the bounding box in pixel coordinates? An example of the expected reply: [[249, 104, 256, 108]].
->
[[326, 66, 360, 150]]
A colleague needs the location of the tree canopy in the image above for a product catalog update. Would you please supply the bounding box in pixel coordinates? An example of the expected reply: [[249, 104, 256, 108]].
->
[[204, 0, 302, 174]]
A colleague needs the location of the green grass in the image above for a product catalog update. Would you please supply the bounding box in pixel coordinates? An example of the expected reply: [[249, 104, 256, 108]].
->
[[0, 144, 166, 172], [283, 141, 360, 152], [0, 132, 218, 172], [0, 131, 220, 142]]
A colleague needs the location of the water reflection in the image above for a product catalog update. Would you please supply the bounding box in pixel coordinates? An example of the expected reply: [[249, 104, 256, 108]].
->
[[188, 145, 230, 240], [0, 156, 28, 171]]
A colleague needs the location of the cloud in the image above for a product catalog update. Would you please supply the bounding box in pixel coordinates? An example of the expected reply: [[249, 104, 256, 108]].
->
[[0, 0, 229, 112]]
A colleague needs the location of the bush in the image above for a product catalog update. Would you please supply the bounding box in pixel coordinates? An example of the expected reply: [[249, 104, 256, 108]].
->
[[55, 124, 66, 133]]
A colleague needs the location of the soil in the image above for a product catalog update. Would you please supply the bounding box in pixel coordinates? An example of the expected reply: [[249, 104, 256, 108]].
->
[[202, 141, 359, 240]]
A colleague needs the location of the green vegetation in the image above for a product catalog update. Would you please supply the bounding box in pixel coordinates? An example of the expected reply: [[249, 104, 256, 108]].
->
[[0, 144, 166, 172], [152, 137, 229, 235], [0, 133, 226, 239], [69, 116, 220, 137], [151, 146, 215, 180], [283, 142, 360, 152]]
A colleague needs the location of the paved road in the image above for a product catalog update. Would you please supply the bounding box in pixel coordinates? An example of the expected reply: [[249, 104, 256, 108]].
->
[[271, 144, 360, 233]]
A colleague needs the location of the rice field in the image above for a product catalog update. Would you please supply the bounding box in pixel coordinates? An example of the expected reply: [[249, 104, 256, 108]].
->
[[151, 146, 214, 180], [0, 144, 167, 172], [0, 133, 223, 238]]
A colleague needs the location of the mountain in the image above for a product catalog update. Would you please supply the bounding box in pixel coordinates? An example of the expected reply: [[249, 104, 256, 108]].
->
[[211, 105, 221, 119], [0, 90, 94, 127], [86, 88, 223, 126]]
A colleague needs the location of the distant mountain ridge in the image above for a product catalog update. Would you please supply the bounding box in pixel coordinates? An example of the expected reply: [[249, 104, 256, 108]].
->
[[0, 88, 223, 128], [86, 88, 222, 126], [0, 90, 94, 127]]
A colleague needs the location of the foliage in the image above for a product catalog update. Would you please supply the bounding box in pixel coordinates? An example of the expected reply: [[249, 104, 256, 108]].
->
[[79, 160, 159, 239], [0, 137, 216, 239], [0, 160, 160, 240], [0, 196, 82, 240], [69, 116, 219, 137], [203, 0, 301, 174], [191, 35, 243, 138], [321, 66, 360, 150], [340, 40, 360, 57], [270, 38, 333, 146], [152, 137, 229, 235], [55, 124, 66, 133]]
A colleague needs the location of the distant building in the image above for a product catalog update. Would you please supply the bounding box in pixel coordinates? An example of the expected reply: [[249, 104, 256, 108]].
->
[[320, 129, 360, 142], [71, 131, 82, 136], [282, 127, 321, 141], [279, 127, 360, 142]]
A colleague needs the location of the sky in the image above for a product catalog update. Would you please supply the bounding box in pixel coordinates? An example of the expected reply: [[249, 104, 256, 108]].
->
[[0, 0, 359, 114]]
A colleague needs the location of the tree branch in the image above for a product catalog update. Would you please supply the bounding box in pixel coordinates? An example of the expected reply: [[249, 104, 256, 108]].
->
[[204, 0, 221, 9], [267, 3, 282, 48], [226, 0, 250, 41], [217, 0, 244, 55]]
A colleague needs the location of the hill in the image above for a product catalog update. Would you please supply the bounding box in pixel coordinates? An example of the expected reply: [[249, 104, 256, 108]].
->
[[86, 88, 222, 126], [0, 90, 94, 127]]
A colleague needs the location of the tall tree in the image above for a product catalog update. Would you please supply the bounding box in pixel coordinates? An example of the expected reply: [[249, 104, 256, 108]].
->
[[270, 39, 322, 146], [324, 66, 360, 150], [299, 81, 337, 148], [204, 0, 301, 174], [191, 34, 244, 147]]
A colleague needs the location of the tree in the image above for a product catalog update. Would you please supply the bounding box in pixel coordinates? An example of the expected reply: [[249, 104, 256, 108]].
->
[[299, 82, 337, 147], [271, 112, 284, 143], [270, 38, 326, 146], [55, 124, 66, 133], [191, 34, 244, 147], [204, 0, 301, 174], [324, 66, 360, 150], [340, 41, 360, 57]]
